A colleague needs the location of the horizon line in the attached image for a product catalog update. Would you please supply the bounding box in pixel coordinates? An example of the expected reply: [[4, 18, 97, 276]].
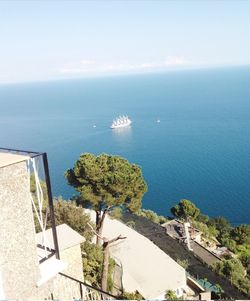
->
[[1, 63, 250, 86]]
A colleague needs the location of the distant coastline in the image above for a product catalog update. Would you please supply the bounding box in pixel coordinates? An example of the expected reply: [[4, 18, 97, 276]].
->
[[1, 64, 250, 86]]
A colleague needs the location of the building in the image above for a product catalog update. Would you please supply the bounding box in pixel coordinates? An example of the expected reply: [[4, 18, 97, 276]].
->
[[0, 148, 114, 300], [87, 210, 197, 299], [163, 219, 202, 243]]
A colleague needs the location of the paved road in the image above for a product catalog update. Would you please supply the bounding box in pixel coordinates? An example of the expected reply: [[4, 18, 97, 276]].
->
[[121, 212, 248, 300], [190, 241, 220, 266]]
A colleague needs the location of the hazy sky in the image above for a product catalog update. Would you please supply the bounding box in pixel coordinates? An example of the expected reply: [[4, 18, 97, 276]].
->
[[1, 1, 250, 83]]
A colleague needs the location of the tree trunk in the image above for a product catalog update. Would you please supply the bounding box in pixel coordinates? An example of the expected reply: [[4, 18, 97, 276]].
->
[[100, 235, 126, 292], [101, 241, 110, 292], [96, 223, 104, 246], [95, 209, 107, 246], [95, 210, 102, 245]]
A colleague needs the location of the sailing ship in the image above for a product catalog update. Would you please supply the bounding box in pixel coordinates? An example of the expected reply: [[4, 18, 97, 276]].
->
[[110, 116, 132, 129]]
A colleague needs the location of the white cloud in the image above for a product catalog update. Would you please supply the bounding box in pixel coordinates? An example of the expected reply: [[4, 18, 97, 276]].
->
[[59, 56, 190, 75], [80, 59, 95, 65], [164, 56, 190, 66]]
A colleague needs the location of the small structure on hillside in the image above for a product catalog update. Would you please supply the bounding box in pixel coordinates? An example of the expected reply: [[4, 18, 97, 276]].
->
[[163, 219, 202, 243], [186, 277, 212, 300], [211, 246, 234, 259]]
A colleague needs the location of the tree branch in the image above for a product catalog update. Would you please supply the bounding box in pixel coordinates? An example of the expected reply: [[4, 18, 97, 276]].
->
[[87, 223, 126, 245], [108, 235, 127, 245], [87, 222, 105, 241], [100, 207, 109, 225]]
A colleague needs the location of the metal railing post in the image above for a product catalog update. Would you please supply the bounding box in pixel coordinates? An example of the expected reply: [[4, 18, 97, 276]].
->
[[80, 282, 83, 300], [43, 152, 60, 259]]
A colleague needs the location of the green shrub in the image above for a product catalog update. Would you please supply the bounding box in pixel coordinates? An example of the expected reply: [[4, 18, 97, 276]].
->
[[82, 242, 103, 286], [165, 289, 179, 300], [107, 258, 116, 292], [176, 258, 189, 270], [126, 220, 136, 229], [239, 253, 250, 274], [220, 237, 237, 253], [212, 258, 250, 294], [122, 290, 144, 300], [137, 209, 168, 224]]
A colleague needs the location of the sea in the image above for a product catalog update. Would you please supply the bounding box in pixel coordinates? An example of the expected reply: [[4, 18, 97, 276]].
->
[[0, 66, 249, 225]]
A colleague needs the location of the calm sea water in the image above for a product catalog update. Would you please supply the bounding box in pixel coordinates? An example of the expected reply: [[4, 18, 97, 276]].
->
[[0, 67, 250, 224]]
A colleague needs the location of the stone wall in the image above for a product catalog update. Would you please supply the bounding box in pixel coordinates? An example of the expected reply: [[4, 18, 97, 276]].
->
[[0, 160, 85, 300], [29, 245, 84, 300], [0, 161, 40, 300], [29, 273, 83, 300], [60, 244, 84, 281]]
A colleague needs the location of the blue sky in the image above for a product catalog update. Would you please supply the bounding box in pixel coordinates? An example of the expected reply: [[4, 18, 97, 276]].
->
[[1, 1, 250, 83]]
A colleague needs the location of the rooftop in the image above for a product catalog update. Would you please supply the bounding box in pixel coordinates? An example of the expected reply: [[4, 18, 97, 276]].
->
[[36, 224, 85, 286], [163, 219, 202, 241], [36, 223, 85, 253], [86, 210, 186, 299], [0, 152, 30, 168]]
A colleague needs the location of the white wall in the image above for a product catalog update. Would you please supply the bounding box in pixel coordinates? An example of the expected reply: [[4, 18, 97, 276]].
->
[[0, 271, 5, 300]]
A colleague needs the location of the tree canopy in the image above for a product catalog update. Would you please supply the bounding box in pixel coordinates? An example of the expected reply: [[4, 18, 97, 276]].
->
[[239, 253, 250, 274], [171, 199, 200, 221], [231, 224, 250, 245], [65, 153, 147, 245], [65, 153, 147, 212], [208, 216, 232, 240], [213, 258, 248, 292]]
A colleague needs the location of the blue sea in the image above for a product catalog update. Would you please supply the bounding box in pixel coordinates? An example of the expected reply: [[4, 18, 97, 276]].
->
[[0, 66, 250, 225]]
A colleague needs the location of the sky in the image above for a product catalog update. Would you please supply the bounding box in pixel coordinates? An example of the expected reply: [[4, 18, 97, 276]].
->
[[0, 0, 250, 83]]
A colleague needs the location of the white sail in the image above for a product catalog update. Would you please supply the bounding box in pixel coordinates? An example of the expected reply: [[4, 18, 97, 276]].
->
[[110, 115, 132, 129]]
